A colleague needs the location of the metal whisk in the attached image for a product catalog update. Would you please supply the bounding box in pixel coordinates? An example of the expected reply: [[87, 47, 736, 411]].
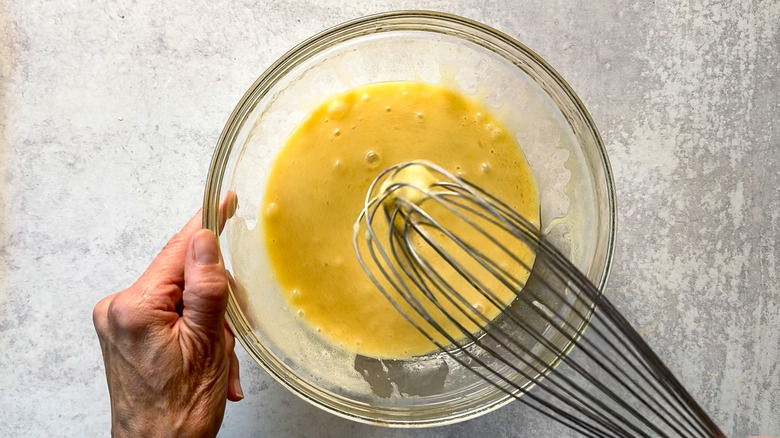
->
[[353, 161, 724, 438]]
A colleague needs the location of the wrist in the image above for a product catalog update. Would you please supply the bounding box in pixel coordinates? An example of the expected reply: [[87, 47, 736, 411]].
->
[[111, 408, 220, 438]]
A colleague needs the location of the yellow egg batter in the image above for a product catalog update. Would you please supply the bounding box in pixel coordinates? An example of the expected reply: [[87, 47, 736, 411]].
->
[[262, 81, 539, 359]]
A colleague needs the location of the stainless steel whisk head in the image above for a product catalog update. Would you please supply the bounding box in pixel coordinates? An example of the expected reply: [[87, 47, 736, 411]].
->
[[353, 161, 723, 438]]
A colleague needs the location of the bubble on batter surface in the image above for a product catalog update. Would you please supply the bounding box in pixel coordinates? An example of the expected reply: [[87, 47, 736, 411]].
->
[[365, 150, 381, 168]]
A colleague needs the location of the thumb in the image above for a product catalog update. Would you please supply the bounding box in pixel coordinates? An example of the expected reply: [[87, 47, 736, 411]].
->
[[182, 229, 228, 335]]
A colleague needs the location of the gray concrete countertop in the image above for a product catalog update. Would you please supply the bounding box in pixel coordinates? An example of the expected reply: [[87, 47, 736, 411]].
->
[[1, 1, 778, 436]]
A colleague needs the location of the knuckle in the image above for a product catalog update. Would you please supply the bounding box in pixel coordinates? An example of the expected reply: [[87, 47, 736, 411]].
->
[[106, 293, 144, 333], [192, 279, 228, 303]]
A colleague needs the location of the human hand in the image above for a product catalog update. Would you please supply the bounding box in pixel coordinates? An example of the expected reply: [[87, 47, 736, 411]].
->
[[93, 193, 241, 438]]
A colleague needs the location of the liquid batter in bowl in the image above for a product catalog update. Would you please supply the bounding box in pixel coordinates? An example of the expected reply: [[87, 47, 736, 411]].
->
[[262, 81, 539, 359]]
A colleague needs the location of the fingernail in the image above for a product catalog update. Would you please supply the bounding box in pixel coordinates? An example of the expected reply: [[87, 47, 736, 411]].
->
[[233, 379, 244, 400], [194, 231, 219, 265]]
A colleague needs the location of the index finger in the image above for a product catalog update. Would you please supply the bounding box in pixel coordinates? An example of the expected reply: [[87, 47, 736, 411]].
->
[[140, 192, 237, 286]]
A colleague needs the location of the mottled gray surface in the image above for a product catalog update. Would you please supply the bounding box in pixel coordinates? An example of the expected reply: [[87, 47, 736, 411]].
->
[[1, 0, 778, 437]]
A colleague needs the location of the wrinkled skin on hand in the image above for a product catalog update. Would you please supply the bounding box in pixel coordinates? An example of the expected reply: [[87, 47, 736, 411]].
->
[[93, 193, 242, 438]]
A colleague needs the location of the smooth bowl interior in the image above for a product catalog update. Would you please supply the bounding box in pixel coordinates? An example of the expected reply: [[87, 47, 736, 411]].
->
[[203, 11, 616, 427]]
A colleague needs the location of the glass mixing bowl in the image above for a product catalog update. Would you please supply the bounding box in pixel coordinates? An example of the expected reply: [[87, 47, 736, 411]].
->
[[203, 11, 616, 427]]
